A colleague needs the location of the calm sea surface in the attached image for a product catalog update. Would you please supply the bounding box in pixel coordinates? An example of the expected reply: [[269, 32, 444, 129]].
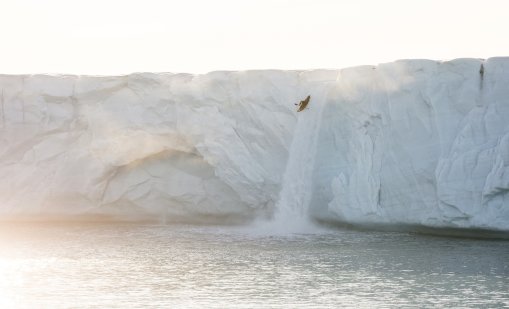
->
[[0, 223, 508, 308]]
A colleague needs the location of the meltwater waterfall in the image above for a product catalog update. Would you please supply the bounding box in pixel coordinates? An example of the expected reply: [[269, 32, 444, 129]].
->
[[274, 83, 331, 226]]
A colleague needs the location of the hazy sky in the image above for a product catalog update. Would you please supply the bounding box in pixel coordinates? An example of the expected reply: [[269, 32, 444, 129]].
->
[[1, 0, 508, 74]]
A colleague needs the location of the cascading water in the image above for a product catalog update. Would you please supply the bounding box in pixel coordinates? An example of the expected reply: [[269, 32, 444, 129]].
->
[[272, 82, 331, 230]]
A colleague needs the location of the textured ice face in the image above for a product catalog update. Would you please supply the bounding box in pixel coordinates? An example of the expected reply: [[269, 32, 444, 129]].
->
[[0, 70, 305, 222], [312, 58, 509, 231], [0, 58, 508, 231]]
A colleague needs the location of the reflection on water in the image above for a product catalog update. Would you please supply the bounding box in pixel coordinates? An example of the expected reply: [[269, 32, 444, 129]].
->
[[0, 223, 508, 308]]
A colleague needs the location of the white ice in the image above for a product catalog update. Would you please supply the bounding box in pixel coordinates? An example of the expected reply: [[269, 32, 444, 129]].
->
[[0, 58, 508, 232]]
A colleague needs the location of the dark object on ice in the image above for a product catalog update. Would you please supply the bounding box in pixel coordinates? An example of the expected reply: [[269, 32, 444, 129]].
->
[[295, 95, 311, 112]]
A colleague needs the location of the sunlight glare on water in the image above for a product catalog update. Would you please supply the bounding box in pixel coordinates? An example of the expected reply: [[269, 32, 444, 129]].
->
[[0, 223, 508, 308]]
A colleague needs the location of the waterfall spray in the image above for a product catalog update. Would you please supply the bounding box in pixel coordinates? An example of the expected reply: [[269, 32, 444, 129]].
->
[[272, 83, 331, 231]]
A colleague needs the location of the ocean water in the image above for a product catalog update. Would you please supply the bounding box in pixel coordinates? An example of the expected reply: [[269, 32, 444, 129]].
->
[[0, 222, 508, 308]]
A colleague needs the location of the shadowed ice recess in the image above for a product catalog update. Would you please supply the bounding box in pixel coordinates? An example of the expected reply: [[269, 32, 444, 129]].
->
[[1, 58, 509, 234]]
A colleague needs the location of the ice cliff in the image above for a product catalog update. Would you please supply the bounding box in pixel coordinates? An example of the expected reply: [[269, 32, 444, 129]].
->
[[1, 58, 508, 231]]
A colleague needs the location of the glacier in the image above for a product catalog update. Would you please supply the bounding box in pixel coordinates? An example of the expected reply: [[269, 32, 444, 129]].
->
[[0, 58, 508, 231]]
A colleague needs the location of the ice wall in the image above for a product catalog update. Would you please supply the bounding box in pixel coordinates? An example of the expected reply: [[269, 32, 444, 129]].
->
[[0, 58, 508, 231], [311, 58, 509, 231]]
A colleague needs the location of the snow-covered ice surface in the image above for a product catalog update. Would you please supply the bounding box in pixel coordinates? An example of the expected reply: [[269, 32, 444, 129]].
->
[[0, 58, 508, 232]]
